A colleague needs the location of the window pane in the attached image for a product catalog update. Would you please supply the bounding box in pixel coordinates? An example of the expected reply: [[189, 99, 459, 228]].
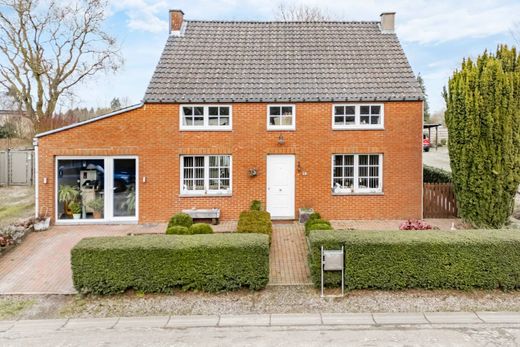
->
[[334, 116, 344, 124], [371, 106, 381, 114], [208, 117, 218, 126], [194, 107, 204, 115], [184, 156, 194, 167], [334, 155, 343, 166], [345, 116, 355, 124], [220, 179, 230, 189], [269, 106, 280, 116], [220, 168, 230, 178], [360, 116, 369, 124], [184, 117, 193, 126], [220, 156, 230, 167], [209, 179, 219, 189], [195, 168, 204, 179], [194, 117, 204, 125], [282, 116, 292, 125], [333, 167, 342, 177], [281, 106, 292, 115], [359, 177, 368, 188], [345, 166, 354, 177], [208, 107, 218, 116], [369, 166, 379, 176], [359, 155, 368, 165], [334, 106, 344, 115], [360, 106, 370, 115], [369, 155, 379, 165], [209, 168, 219, 178], [195, 180, 204, 190], [370, 116, 380, 124], [369, 178, 379, 188], [345, 155, 354, 166], [195, 156, 205, 167], [333, 178, 342, 188], [345, 106, 355, 115], [220, 107, 229, 116], [359, 166, 368, 177], [270, 116, 280, 125], [183, 107, 193, 116], [209, 156, 217, 167], [219, 117, 229, 126], [344, 178, 354, 188]]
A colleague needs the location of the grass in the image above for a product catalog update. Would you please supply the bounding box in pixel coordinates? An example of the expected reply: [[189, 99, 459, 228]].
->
[[0, 202, 34, 228], [0, 299, 34, 319]]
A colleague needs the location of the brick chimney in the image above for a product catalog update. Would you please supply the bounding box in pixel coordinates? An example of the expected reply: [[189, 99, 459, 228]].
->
[[380, 12, 395, 33], [169, 9, 184, 34]]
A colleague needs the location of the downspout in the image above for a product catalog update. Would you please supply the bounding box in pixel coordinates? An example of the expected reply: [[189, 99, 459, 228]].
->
[[33, 137, 39, 218]]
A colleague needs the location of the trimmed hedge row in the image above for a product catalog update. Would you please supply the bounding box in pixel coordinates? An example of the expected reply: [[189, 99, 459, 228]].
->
[[423, 165, 452, 183], [71, 234, 269, 294], [309, 230, 520, 290]]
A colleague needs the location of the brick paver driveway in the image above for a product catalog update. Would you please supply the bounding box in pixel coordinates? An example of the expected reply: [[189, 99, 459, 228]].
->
[[0, 224, 165, 294]]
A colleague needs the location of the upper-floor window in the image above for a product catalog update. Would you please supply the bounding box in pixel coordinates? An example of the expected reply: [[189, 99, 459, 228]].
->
[[332, 104, 384, 130], [180, 105, 232, 131], [332, 154, 382, 194], [267, 105, 295, 130]]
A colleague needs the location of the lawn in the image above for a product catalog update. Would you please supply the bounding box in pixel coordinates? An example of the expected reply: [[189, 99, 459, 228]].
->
[[0, 186, 34, 228]]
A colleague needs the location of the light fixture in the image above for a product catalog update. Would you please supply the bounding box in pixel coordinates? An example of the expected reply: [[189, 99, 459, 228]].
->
[[278, 134, 285, 145]]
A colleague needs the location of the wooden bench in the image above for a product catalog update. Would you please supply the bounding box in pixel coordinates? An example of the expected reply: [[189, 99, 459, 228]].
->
[[182, 208, 221, 225]]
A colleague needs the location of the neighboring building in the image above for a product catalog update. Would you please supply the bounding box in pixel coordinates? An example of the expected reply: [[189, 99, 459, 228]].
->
[[34, 10, 423, 224]]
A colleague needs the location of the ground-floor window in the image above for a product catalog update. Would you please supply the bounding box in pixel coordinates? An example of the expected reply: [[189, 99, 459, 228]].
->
[[332, 154, 382, 194], [56, 157, 137, 221], [181, 155, 231, 195]]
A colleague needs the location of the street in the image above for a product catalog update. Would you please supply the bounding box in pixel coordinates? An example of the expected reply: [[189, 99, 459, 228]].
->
[[1, 312, 520, 346]]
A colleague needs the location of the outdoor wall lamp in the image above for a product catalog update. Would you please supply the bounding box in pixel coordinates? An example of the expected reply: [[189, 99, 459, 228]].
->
[[278, 134, 285, 145], [248, 168, 258, 177]]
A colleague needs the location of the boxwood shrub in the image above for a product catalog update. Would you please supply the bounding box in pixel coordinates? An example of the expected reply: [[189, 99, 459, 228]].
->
[[165, 225, 190, 235], [71, 234, 269, 294], [237, 211, 272, 238], [168, 213, 193, 228], [189, 223, 213, 234], [308, 230, 520, 291], [305, 219, 332, 236], [423, 165, 452, 183], [306, 222, 333, 236]]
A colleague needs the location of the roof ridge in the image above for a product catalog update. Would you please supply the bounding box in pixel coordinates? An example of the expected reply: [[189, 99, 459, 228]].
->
[[186, 20, 380, 24]]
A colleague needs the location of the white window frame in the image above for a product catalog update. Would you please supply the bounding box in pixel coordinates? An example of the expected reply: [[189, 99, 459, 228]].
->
[[267, 104, 296, 131], [332, 104, 384, 130], [179, 105, 232, 131], [54, 156, 139, 225], [331, 154, 383, 195], [180, 155, 232, 196]]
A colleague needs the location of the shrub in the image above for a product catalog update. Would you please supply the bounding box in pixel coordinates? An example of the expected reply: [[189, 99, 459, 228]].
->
[[168, 213, 193, 228], [71, 234, 269, 294], [250, 200, 262, 211], [399, 219, 432, 230], [308, 229, 520, 290], [305, 218, 331, 235], [165, 225, 190, 235], [444, 45, 520, 228], [307, 212, 321, 222], [189, 223, 213, 234], [306, 222, 333, 236], [237, 211, 272, 238], [423, 165, 451, 183]]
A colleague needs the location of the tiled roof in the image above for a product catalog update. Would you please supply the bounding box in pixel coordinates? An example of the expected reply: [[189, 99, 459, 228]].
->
[[144, 21, 423, 103]]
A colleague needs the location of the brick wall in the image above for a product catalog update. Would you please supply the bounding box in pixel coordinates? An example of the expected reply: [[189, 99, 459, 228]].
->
[[37, 101, 423, 222]]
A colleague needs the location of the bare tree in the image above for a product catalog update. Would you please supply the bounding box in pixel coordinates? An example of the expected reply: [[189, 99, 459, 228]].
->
[[512, 22, 520, 45], [0, 0, 122, 133], [275, 3, 331, 21]]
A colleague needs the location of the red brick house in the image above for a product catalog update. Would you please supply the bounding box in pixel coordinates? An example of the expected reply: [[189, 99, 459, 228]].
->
[[34, 11, 423, 224]]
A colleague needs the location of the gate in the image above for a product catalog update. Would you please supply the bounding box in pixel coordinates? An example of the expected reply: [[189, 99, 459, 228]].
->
[[423, 183, 458, 218], [0, 149, 33, 186]]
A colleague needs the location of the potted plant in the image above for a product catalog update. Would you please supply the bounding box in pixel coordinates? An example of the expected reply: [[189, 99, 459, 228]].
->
[[58, 185, 79, 217], [299, 207, 314, 224], [87, 197, 104, 219], [69, 201, 82, 219], [122, 185, 135, 215]]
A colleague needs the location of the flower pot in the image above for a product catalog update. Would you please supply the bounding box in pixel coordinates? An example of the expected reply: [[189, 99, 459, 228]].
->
[[72, 214, 81, 220], [93, 211, 102, 219], [299, 208, 314, 224]]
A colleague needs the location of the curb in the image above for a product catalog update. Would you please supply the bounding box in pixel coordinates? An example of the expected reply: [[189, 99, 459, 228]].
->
[[2, 311, 520, 333]]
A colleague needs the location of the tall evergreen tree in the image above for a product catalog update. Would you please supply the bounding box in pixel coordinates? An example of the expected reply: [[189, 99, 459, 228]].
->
[[417, 73, 431, 122], [443, 45, 520, 228]]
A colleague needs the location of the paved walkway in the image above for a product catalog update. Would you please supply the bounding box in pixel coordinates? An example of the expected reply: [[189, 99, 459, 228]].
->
[[269, 223, 311, 285]]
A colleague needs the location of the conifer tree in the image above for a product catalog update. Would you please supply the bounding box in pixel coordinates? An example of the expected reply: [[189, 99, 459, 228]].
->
[[444, 45, 520, 228]]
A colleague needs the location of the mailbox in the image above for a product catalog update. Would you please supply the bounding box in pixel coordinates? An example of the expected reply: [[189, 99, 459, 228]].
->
[[320, 246, 345, 298]]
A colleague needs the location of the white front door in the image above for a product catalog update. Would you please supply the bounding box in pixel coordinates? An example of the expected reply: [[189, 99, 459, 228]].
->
[[266, 155, 295, 219]]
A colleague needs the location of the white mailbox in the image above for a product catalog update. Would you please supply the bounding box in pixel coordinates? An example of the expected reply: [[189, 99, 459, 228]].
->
[[321, 246, 345, 298]]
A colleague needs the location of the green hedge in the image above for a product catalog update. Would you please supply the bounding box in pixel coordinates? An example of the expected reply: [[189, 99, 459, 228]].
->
[[168, 213, 193, 228], [166, 223, 213, 235], [309, 230, 520, 290], [305, 219, 332, 236], [423, 165, 452, 183], [71, 234, 269, 294], [237, 211, 272, 238]]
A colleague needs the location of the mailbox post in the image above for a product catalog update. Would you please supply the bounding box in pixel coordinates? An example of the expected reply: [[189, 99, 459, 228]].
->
[[321, 246, 344, 298]]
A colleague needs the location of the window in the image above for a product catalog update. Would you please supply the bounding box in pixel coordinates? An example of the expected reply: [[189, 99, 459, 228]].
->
[[267, 105, 295, 130], [332, 104, 383, 129], [180, 105, 232, 130], [181, 155, 232, 195], [332, 154, 382, 194]]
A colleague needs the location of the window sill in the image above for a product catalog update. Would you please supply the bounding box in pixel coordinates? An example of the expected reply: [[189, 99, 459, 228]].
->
[[179, 128, 232, 132], [332, 192, 384, 196], [267, 127, 295, 131], [179, 193, 233, 198], [332, 126, 384, 131]]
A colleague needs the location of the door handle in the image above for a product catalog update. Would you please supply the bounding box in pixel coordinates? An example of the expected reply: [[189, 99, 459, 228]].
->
[[279, 188, 282, 192]]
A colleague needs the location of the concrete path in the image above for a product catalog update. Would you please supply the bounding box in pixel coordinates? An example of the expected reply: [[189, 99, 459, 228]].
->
[[1, 312, 520, 346]]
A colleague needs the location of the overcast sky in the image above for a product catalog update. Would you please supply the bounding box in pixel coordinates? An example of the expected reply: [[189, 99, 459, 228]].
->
[[72, 0, 519, 113]]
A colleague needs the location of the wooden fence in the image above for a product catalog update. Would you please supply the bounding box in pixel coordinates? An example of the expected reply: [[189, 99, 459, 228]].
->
[[423, 183, 458, 218]]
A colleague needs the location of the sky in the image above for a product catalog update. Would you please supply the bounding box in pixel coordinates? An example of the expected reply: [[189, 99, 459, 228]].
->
[[73, 0, 520, 114]]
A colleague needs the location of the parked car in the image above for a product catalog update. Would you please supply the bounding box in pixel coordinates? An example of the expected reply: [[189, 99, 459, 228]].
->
[[423, 136, 431, 152]]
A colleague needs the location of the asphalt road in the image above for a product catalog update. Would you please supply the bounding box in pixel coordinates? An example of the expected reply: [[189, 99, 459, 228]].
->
[[1, 313, 520, 346]]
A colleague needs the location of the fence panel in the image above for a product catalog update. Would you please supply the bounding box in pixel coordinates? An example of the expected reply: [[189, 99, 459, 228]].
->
[[423, 183, 458, 218], [0, 151, 6, 185], [0, 149, 33, 186]]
